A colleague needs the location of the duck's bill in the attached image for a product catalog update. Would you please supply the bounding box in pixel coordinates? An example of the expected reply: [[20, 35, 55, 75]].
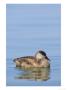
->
[[45, 56, 51, 61]]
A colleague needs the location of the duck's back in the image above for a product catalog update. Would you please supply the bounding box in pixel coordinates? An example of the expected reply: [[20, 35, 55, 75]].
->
[[14, 56, 38, 67]]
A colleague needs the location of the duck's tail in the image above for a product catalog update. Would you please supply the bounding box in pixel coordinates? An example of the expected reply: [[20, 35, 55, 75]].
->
[[13, 58, 17, 62]]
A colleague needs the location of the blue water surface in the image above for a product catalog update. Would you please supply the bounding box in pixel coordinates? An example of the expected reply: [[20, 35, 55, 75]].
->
[[6, 4, 61, 86]]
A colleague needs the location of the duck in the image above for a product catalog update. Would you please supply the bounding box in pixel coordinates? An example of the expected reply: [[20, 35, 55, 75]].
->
[[13, 50, 50, 68]]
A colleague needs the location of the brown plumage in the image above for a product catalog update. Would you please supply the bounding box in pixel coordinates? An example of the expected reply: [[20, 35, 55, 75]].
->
[[13, 50, 50, 68]]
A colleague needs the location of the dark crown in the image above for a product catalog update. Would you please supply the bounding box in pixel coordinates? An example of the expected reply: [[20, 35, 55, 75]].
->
[[39, 50, 46, 56]]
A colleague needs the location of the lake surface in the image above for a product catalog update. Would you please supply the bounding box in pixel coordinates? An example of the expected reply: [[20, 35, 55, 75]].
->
[[6, 55, 61, 86], [6, 4, 61, 86]]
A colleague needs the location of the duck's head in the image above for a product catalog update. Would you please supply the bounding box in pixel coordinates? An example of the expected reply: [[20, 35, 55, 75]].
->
[[35, 50, 50, 62]]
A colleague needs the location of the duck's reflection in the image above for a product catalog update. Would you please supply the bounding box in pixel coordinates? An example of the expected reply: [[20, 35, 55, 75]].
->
[[15, 67, 50, 81]]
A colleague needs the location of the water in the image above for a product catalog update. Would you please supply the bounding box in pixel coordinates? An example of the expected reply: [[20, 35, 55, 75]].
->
[[6, 55, 61, 86], [6, 4, 61, 86]]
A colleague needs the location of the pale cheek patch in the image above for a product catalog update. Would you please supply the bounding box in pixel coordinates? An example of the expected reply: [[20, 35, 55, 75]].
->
[[36, 53, 44, 59]]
